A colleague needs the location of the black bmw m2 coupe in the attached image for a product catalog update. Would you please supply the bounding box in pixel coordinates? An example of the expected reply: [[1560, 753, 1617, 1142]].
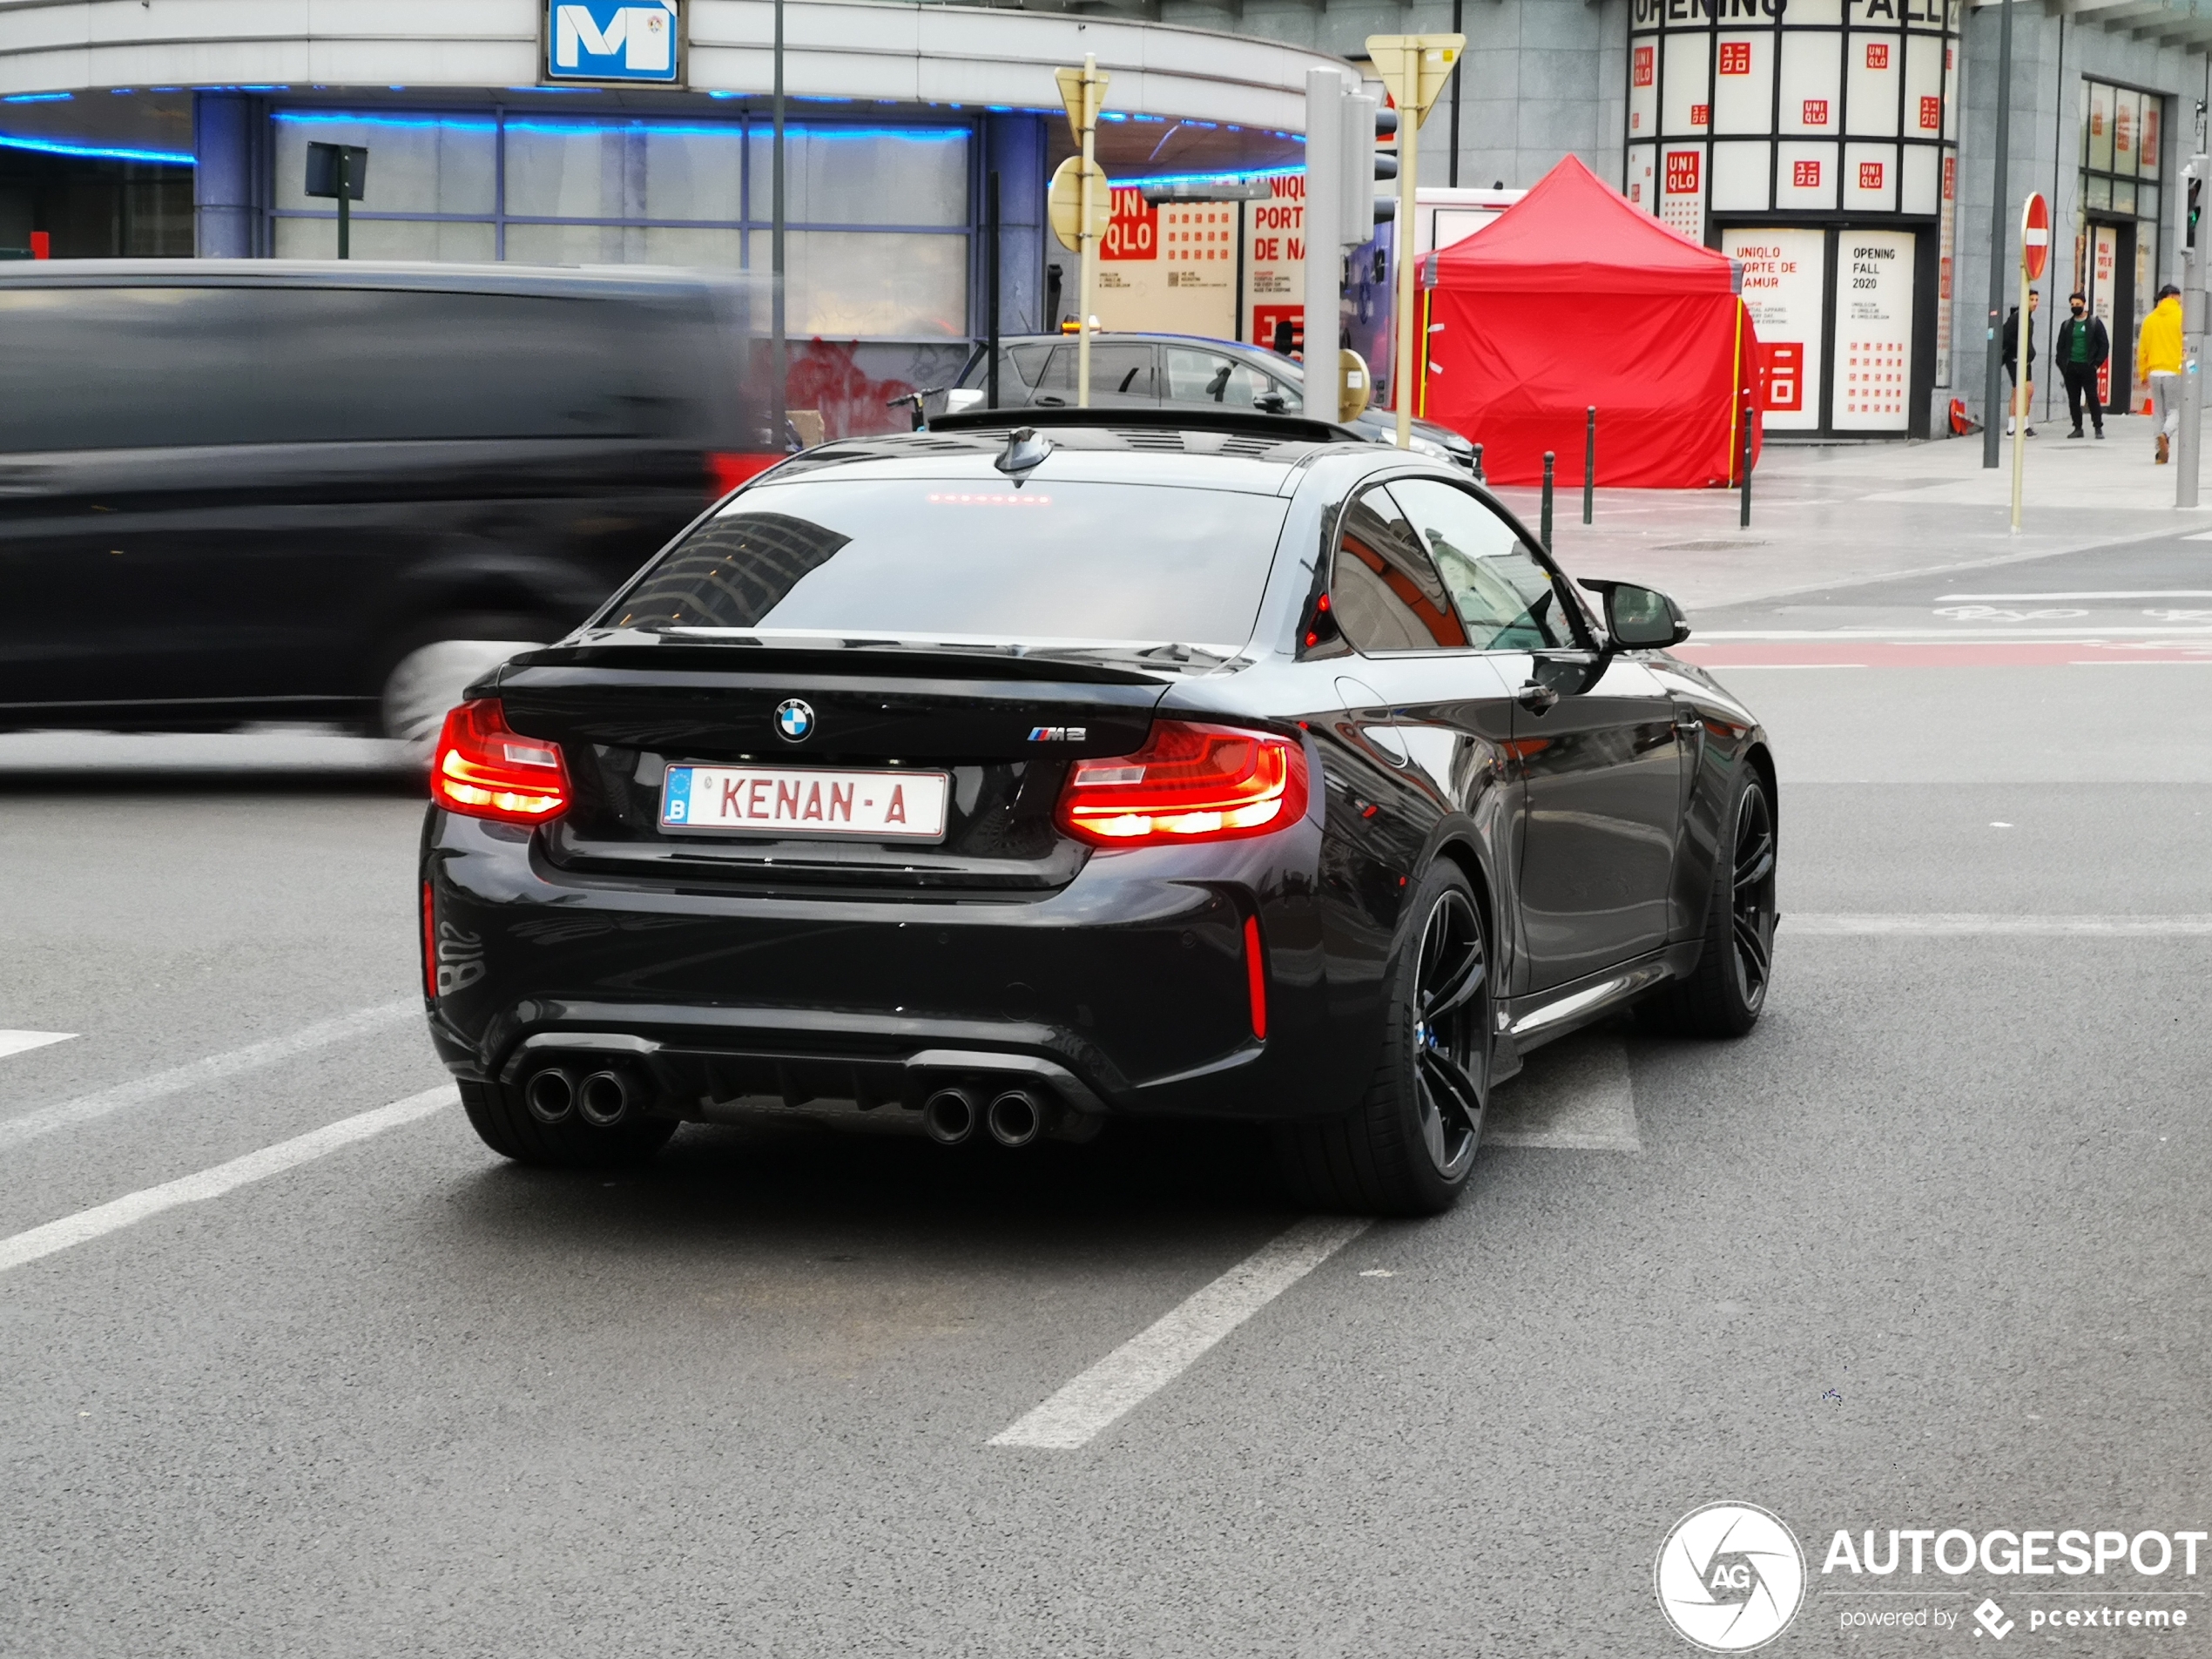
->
[[419, 408, 1777, 1216]]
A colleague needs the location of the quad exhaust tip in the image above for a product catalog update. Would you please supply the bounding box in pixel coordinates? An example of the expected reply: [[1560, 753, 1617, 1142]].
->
[[524, 1067, 576, 1125], [922, 1087, 979, 1145], [577, 1069, 631, 1129], [987, 1089, 1042, 1149]]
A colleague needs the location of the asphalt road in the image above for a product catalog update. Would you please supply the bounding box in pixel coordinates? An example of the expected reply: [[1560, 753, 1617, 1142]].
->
[[3, 530, 2209, 1656]]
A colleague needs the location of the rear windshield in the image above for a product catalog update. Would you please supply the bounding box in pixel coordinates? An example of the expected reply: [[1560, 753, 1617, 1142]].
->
[[605, 477, 1290, 651], [0, 283, 741, 451]]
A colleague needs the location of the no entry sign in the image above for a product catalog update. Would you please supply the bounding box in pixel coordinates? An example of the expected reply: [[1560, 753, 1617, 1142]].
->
[[2022, 192, 2051, 280]]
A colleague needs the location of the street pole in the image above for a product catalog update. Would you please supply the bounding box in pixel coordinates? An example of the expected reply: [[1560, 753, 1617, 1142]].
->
[[2179, 152, 2208, 509], [2010, 250, 2029, 530], [986, 170, 1001, 412], [1368, 36, 1463, 448], [1303, 68, 1347, 415], [1078, 53, 1100, 410], [772, 0, 788, 449], [1393, 82, 1420, 450], [337, 150, 350, 260], [1981, 0, 2013, 468]]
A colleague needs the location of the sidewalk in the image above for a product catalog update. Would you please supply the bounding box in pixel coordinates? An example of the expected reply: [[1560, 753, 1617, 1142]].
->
[[1494, 413, 2212, 610]]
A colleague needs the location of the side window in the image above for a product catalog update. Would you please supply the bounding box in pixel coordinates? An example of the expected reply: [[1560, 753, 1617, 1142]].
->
[[1269, 374, 1304, 413], [1389, 477, 1575, 651], [1163, 347, 1275, 408], [1089, 343, 1157, 398], [1330, 484, 1469, 652]]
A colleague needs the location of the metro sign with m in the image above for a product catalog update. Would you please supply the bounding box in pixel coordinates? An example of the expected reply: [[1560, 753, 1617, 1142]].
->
[[549, 0, 681, 84]]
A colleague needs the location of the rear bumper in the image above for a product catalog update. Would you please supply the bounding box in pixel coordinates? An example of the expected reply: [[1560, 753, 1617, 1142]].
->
[[421, 808, 1344, 1123]]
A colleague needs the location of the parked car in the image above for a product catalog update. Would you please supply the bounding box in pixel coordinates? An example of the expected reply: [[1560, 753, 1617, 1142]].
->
[[944, 332, 1479, 470], [0, 260, 772, 748], [421, 406, 1777, 1216]]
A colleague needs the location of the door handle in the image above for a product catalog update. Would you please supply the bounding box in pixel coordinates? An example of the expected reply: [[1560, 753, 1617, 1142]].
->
[[1514, 679, 1559, 715]]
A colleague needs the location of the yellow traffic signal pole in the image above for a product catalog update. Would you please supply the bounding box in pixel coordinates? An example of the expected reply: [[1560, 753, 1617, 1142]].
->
[[1054, 57, 1109, 409], [1367, 36, 1463, 448]]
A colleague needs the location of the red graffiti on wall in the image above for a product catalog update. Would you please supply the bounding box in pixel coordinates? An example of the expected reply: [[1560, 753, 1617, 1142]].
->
[[786, 338, 917, 441]]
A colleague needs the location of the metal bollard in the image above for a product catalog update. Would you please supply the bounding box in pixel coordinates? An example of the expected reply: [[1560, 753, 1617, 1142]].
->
[[1471, 442, 1484, 482], [1582, 406, 1596, 525], [1541, 451, 1555, 550], [1739, 395, 1754, 528]]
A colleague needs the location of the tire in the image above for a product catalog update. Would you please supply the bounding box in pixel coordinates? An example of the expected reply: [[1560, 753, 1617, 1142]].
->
[[458, 1078, 678, 1169], [1277, 862, 1492, 1217], [1649, 771, 1777, 1038], [379, 628, 548, 764]]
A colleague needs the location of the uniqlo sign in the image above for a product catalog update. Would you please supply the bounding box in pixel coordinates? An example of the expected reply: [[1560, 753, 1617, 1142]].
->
[[1865, 42, 1888, 69], [1858, 160, 1885, 191], [1919, 95, 1942, 131], [1718, 41, 1750, 75], [1634, 45, 1654, 87], [1666, 150, 1701, 194], [1803, 99, 1830, 126], [1793, 159, 1822, 188]]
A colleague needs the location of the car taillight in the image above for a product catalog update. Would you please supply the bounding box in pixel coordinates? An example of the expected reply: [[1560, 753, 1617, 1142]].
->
[[1243, 914, 1268, 1040], [706, 450, 779, 498], [1055, 721, 1309, 847], [431, 698, 570, 825]]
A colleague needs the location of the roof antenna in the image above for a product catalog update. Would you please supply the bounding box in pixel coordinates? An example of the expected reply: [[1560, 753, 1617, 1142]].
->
[[995, 426, 1053, 482]]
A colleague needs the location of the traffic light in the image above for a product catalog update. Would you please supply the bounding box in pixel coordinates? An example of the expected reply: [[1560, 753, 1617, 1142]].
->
[[1369, 105, 1399, 226], [2189, 165, 2204, 254]]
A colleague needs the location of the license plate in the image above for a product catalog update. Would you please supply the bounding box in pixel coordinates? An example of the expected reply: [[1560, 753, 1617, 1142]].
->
[[659, 765, 950, 841]]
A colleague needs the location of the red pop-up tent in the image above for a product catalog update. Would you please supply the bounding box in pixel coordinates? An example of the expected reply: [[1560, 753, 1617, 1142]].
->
[[1417, 156, 1761, 489]]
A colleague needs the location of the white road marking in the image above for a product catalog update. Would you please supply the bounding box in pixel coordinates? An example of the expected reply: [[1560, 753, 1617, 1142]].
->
[[0, 1031, 76, 1061], [1788, 914, 2212, 935], [0, 1001, 416, 1152], [988, 1217, 1371, 1450], [1487, 1032, 1641, 1151], [0, 1086, 454, 1278], [1935, 590, 2212, 598]]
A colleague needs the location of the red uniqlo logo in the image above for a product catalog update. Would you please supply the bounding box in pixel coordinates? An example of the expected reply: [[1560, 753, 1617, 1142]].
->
[[1943, 154, 1956, 199], [1634, 45, 1654, 88], [1920, 95, 1942, 131], [1666, 150, 1701, 193], [1793, 159, 1821, 188], [1761, 342, 1803, 413], [1804, 99, 1830, 126], [1690, 103, 1710, 127], [1718, 41, 1751, 75], [1865, 42, 1889, 70], [1859, 160, 1885, 191]]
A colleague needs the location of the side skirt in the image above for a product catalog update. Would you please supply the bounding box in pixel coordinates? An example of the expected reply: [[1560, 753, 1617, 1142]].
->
[[1500, 941, 1702, 1059]]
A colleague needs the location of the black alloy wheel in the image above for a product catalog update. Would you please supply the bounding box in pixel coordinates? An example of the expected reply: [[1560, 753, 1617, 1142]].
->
[[1410, 887, 1487, 1181], [1650, 773, 1777, 1038], [1277, 861, 1491, 1216], [1727, 779, 1778, 1014]]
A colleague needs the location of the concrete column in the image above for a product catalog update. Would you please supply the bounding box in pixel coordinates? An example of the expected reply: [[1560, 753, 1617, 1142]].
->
[[193, 93, 258, 258], [983, 112, 1048, 335]]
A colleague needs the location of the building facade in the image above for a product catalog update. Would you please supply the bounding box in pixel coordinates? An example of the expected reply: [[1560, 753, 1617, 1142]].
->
[[7, 0, 2211, 441]]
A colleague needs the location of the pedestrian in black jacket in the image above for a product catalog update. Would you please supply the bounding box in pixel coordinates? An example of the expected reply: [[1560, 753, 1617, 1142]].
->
[[2054, 290, 2110, 439], [2000, 288, 2040, 436]]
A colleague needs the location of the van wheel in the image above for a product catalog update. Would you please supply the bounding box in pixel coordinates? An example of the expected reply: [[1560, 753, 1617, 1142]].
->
[[381, 632, 545, 763]]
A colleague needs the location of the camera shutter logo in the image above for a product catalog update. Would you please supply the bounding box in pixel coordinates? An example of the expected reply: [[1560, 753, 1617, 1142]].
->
[[1654, 1503, 1805, 1652]]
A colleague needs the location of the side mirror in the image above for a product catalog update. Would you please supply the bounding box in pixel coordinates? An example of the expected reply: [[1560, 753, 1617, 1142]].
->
[[1254, 391, 1288, 414], [1588, 580, 1690, 649]]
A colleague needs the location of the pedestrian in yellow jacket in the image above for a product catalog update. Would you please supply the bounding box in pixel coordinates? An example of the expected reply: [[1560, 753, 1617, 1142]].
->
[[2138, 286, 2184, 463]]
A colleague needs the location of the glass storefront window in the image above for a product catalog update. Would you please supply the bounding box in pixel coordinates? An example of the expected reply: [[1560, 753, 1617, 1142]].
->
[[2087, 83, 2114, 172], [272, 114, 496, 216], [267, 109, 967, 339]]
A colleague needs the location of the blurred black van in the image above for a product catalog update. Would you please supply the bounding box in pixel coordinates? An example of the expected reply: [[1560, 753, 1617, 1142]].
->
[[0, 261, 772, 746]]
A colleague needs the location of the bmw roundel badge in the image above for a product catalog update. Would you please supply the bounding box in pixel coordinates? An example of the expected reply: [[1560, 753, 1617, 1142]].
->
[[773, 698, 815, 742]]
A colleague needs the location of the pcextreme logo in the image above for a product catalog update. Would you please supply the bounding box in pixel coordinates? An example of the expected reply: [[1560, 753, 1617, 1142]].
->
[[1656, 1503, 1807, 1652]]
